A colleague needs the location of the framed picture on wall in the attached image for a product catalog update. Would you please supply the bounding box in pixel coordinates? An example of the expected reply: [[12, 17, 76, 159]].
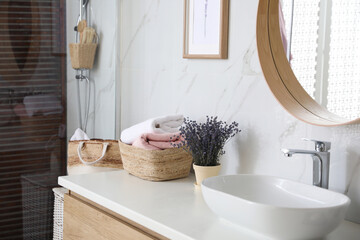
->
[[183, 0, 229, 59]]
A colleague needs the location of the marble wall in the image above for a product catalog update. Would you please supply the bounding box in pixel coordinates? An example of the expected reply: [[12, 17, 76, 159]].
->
[[66, 0, 119, 139], [119, 0, 360, 222]]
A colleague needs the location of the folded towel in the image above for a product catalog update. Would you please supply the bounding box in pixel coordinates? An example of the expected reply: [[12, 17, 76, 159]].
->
[[24, 94, 63, 117], [121, 115, 184, 144], [70, 128, 90, 141], [132, 132, 183, 150]]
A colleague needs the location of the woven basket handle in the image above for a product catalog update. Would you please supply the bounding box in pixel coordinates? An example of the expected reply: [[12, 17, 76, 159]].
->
[[77, 142, 109, 165]]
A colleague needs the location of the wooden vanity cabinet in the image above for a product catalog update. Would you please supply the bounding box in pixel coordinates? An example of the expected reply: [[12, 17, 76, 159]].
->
[[63, 192, 168, 240]]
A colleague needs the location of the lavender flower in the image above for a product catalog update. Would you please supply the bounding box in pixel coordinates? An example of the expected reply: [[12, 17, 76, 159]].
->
[[172, 116, 240, 166]]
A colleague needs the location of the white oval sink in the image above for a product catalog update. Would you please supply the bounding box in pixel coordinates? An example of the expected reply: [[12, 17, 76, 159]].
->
[[201, 174, 350, 240]]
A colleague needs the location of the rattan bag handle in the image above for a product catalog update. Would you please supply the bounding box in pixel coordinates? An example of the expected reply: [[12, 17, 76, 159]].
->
[[77, 142, 109, 165]]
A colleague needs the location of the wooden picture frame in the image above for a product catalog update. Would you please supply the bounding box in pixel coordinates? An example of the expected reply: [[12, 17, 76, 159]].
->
[[183, 0, 229, 59]]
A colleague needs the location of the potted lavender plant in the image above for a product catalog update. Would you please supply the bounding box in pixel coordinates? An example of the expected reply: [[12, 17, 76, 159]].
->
[[173, 116, 240, 185]]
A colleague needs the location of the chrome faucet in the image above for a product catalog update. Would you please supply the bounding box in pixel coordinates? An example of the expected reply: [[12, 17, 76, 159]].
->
[[281, 138, 331, 189]]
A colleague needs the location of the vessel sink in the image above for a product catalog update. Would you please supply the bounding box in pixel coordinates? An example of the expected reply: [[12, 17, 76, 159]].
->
[[201, 174, 350, 240]]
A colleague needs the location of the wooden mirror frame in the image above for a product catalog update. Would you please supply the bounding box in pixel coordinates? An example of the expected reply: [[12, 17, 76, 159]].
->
[[256, 0, 360, 126]]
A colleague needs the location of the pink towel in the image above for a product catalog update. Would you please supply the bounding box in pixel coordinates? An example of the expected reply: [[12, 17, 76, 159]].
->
[[132, 132, 183, 150], [13, 104, 28, 117]]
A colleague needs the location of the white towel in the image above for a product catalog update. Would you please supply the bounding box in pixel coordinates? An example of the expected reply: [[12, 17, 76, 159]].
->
[[70, 128, 90, 141], [24, 94, 63, 117], [120, 115, 184, 144]]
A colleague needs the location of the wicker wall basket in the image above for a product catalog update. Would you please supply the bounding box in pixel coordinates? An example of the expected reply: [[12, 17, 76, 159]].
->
[[69, 43, 97, 69], [118, 141, 193, 181]]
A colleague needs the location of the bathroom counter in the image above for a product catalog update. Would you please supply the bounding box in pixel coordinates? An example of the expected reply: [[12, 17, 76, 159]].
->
[[58, 171, 360, 240]]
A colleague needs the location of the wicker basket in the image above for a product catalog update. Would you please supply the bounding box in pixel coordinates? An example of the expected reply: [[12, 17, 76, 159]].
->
[[53, 187, 68, 240], [21, 173, 58, 239], [68, 139, 122, 169], [69, 43, 97, 69], [118, 141, 193, 181]]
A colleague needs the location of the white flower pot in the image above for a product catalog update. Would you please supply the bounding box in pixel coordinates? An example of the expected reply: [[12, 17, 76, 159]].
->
[[193, 163, 221, 186]]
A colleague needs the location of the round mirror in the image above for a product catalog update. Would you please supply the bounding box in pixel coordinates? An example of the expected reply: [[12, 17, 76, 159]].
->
[[280, 0, 360, 120], [257, 0, 360, 126]]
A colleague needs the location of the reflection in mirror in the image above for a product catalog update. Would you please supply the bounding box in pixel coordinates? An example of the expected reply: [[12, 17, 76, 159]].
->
[[279, 0, 360, 120]]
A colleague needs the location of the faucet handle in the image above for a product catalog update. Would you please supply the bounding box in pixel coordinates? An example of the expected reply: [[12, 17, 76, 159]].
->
[[301, 138, 331, 152]]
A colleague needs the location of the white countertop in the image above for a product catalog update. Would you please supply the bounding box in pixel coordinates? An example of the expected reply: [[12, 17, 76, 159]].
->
[[58, 170, 360, 240]]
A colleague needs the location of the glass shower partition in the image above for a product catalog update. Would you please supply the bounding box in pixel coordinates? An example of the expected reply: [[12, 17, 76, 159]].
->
[[0, 0, 67, 239]]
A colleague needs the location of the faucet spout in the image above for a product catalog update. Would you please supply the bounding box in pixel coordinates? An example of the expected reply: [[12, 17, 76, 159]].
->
[[281, 148, 319, 157], [281, 140, 331, 189]]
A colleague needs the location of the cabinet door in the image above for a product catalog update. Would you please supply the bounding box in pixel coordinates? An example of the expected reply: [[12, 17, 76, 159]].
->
[[63, 194, 158, 240]]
